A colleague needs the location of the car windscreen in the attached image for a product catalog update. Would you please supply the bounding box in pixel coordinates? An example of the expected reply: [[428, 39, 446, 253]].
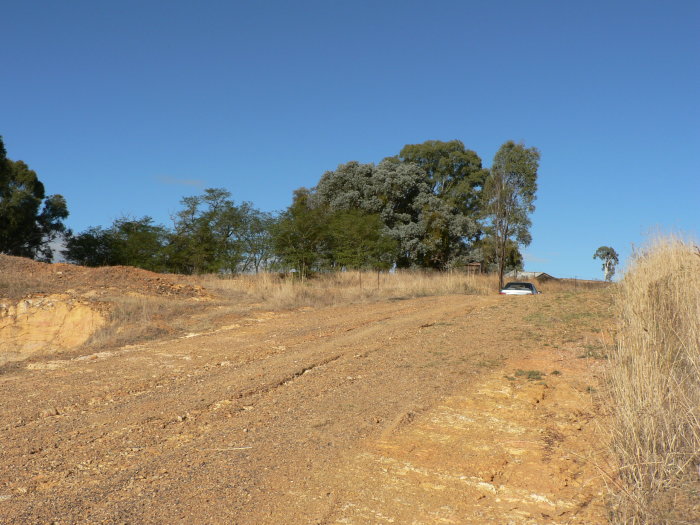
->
[[503, 283, 533, 290]]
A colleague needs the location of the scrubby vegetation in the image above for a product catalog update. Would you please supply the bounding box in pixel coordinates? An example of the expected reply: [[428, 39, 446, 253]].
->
[[197, 269, 600, 310]]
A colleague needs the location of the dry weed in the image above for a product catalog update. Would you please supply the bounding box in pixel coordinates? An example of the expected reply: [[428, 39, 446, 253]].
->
[[607, 235, 700, 523], [545, 278, 608, 292], [86, 295, 203, 349], [0, 274, 43, 300]]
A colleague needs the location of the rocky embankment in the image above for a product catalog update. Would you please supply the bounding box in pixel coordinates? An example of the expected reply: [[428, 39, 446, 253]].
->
[[0, 255, 208, 365], [0, 295, 106, 365]]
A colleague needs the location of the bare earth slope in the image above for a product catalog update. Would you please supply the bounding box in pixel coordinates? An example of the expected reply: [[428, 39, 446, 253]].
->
[[0, 255, 212, 365], [0, 288, 611, 523]]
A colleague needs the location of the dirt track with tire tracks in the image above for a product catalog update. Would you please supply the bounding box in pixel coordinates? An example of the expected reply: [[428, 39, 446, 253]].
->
[[0, 291, 611, 523]]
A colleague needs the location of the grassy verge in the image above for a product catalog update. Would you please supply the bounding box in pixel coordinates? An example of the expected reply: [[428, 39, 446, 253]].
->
[[608, 236, 700, 523]]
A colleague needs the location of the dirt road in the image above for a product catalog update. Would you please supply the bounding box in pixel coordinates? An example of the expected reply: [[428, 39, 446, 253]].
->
[[0, 292, 611, 524]]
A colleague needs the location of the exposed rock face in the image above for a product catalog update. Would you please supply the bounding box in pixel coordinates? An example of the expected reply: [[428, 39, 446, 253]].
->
[[0, 294, 105, 365]]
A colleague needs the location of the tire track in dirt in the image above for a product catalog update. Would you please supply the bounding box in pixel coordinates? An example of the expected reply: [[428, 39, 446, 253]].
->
[[321, 348, 609, 524], [0, 300, 421, 429]]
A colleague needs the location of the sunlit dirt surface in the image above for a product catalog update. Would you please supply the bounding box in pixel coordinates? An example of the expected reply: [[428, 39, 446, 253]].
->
[[0, 289, 612, 524]]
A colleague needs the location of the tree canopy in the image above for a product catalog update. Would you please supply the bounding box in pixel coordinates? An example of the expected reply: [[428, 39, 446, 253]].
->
[[64, 188, 273, 275], [315, 154, 480, 269], [238, 208, 275, 274], [0, 136, 68, 261], [328, 210, 397, 271], [397, 139, 488, 213], [63, 217, 169, 271], [271, 188, 328, 279], [168, 188, 248, 274]]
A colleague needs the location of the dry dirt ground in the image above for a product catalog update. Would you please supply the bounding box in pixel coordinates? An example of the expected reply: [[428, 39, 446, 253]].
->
[[0, 261, 613, 524]]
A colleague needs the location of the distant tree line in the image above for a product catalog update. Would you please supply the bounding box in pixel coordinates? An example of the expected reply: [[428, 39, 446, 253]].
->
[[63, 189, 276, 274], [0, 135, 541, 279]]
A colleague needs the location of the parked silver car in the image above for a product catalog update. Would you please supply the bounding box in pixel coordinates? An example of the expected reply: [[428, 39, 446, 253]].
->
[[499, 282, 541, 295]]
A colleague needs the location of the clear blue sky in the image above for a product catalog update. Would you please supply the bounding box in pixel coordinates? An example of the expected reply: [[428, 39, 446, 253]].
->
[[2, 0, 698, 279]]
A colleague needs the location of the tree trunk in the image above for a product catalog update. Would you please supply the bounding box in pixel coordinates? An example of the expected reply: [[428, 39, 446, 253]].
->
[[498, 235, 506, 290]]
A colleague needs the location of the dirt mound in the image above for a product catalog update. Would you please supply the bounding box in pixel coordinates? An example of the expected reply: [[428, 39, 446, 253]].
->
[[0, 255, 207, 300], [0, 256, 213, 361]]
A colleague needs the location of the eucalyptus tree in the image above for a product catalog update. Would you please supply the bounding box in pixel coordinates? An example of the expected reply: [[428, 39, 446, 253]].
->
[[109, 217, 170, 271], [271, 188, 332, 279], [328, 210, 397, 271], [169, 188, 250, 274], [63, 217, 169, 271], [593, 246, 619, 281], [0, 136, 69, 261], [316, 159, 478, 269], [239, 207, 275, 273], [63, 227, 114, 267], [482, 141, 540, 289], [396, 139, 488, 214]]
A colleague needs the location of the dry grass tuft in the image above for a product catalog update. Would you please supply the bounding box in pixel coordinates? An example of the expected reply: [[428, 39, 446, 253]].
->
[[607, 235, 700, 523], [545, 278, 608, 292]]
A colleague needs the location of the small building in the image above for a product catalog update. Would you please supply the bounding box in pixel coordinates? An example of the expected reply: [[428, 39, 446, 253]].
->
[[465, 262, 482, 274], [504, 270, 557, 282]]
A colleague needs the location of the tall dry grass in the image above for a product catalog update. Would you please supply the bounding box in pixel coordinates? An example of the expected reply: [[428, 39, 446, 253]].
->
[[608, 236, 700, 523], [198, 269, 594, 309], [199, 270, 498, 308]]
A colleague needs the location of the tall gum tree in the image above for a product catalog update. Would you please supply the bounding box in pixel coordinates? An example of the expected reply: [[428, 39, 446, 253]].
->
[[483, 141, 540, 289], [271, 188, 330, 280]]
